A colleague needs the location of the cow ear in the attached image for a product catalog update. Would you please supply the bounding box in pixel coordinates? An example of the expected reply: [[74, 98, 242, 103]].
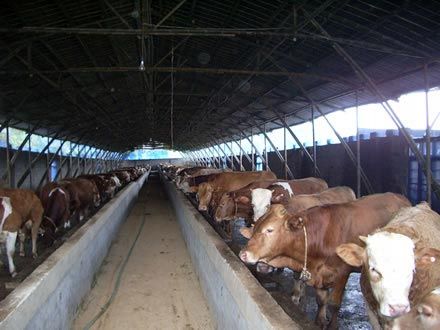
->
[[272, 193, 283, 202], [359, 236, 367, 244], [336, 243, 366, 267], [284, 214, 304, 231], [418, 303, 433, 317], [240, 227, 253, 239], [235, 196, 250, 204], [415, 247, 440, 267]]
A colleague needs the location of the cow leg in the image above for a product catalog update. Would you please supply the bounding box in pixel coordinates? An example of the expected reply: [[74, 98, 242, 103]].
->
[[315, 288, 330, 328], [18, 229, 26, 257], [327, 273, 350, 330], [31, 221, 39, 259], [291, 279, 305, 305], [6, 231, 18, 277]]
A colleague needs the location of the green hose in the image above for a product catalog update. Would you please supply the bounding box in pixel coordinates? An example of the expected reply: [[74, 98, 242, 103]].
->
[[82, 204, 147, 330]]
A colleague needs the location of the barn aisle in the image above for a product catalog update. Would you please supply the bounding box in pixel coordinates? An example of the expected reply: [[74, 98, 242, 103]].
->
[[72, 174, 214, 330]]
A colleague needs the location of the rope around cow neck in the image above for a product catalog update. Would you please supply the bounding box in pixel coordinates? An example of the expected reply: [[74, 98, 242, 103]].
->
[[82, 203, 147, 330], [299, 224, 312, 282]]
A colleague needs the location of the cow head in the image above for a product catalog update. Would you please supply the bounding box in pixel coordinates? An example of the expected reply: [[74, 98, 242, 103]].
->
[[239, 204, 294, 264], [390, 288, 440, 330], [336, 232, 440, 318], [197, 182, 213, 211], [92, 186, 101, 207], [214, 193, 235, 222], [251, 188, 273, 222]]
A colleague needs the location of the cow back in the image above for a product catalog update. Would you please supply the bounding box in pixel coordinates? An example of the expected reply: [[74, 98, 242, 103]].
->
[[210, 171, 277, 192]]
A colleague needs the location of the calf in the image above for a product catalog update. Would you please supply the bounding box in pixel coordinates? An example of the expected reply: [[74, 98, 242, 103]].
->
[[337, 202, 440, 328], [0, 189, 43, 277], [251, 177, 328, 222], [239, 193, 410, 329]]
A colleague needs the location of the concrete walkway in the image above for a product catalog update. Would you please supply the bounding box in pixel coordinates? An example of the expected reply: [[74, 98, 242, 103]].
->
[[73, 175, 214, 330]]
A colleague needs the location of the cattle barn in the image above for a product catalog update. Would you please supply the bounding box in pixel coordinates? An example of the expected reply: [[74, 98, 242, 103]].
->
[[1, 1, 440, 329]]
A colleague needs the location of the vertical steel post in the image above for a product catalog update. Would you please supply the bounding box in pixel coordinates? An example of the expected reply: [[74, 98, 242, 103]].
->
[[28, 127, 33, 189], [284, 117, 287, 179], [356, 91, 361, 198], [264, 124, 268, 170], [5, 125, 11, 187], [425, 64, 432, 205], [46, 137, 51, 183], [239, 134, 243, 171], [230, 141, 235, 170], [251, 127, 255, 171], [312, 105, 317, 176]]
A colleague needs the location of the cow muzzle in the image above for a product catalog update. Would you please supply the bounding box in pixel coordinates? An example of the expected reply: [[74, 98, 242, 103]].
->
[[239, 250, 257, 264], [381, 302, 410, 318], [198, 205, 208, 212]]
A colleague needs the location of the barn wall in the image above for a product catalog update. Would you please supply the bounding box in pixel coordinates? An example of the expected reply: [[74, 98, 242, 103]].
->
[[255, 135, 409, 196]]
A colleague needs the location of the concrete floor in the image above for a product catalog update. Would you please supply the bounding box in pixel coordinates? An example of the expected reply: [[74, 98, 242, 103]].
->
[[73, 175, 214, 330]]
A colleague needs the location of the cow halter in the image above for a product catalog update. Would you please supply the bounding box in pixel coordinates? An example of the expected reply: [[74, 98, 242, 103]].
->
[[299, 223, 312, 282]]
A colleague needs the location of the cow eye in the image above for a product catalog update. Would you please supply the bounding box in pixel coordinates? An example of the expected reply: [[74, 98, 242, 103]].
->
[[369, 267, 382, 280], [266, 228, 273, 233]]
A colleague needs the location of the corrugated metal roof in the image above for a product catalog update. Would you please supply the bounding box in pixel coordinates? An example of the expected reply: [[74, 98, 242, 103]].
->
[[0, 0, 440, 150]]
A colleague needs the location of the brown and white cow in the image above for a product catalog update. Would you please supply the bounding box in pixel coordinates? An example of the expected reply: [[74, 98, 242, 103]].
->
[[251, 177, 328, 222], [197, 171, 277, 212], [337, 202, 440, 328], [239, 193, 410, 329], [0, 189, 44, 277], [40, 182, 72, 232], [214, 180, 278, 222]]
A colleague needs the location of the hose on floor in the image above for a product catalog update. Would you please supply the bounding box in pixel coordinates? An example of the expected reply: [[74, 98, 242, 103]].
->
[[82, 206, 147, 330]]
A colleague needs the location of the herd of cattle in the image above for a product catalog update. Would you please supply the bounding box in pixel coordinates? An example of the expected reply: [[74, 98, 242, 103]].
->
[[0, 166, 148, 279], [162, 164, 440, 330]]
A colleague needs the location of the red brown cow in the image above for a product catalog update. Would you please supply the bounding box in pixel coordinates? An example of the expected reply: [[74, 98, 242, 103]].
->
[[177, 168, 227, 192], [239, 193, 410, 329], [337, 202, 440, 328], [285, 186, 356, 214], [59, 178, 101, 222], [197, 171, 277, 212], [79, 174, 115, 201], [0, 189, 43, 277]]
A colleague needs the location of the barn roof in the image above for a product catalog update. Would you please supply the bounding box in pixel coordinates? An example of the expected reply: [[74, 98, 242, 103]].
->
[[1, 0, 440, 151]]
